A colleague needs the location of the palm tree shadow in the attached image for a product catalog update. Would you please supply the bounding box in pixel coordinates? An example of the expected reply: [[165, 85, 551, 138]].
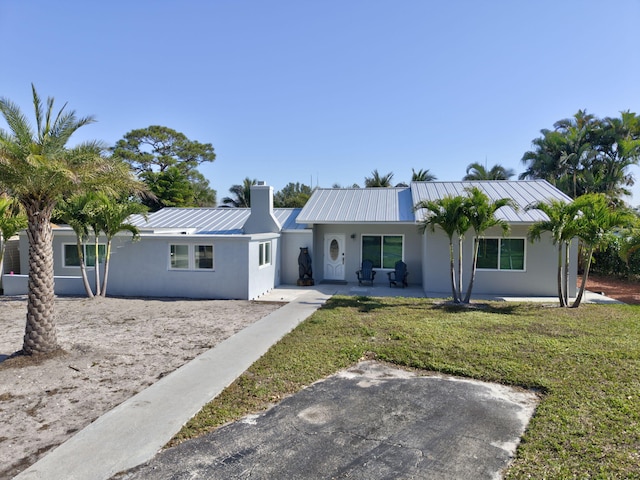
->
[[321, 296, 386, 312], [430, 301, 521, 315]]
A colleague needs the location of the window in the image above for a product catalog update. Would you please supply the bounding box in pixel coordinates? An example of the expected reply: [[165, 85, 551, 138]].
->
[[195, 245, 213, 269], [362, 235, 403, 269], [170, 245, 190, 269], [476, 238, 525, 271], [169, 244, 214, 270], [259, 241, 271, 267], [63, 244, 106, 267]]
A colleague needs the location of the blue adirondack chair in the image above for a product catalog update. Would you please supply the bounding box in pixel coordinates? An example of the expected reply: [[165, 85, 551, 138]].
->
[[356, 259, 376, 286], [388, 260, 408, 288]]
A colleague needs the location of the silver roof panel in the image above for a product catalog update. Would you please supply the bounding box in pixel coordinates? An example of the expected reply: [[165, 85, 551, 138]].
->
[[297, 187, 415, 223], [129, 208, 305, 234], [411, 180, 572, 223]]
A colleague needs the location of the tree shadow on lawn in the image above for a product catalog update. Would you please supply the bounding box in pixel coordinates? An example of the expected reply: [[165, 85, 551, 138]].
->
[[322, 295, 420, 313], [431, 301, 522, 315], [322, 295, 522, 315]]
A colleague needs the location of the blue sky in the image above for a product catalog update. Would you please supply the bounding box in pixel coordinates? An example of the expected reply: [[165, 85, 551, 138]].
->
[[2, 1, 639, 205]]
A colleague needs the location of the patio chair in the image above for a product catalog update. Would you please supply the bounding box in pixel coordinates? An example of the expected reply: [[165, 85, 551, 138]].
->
[[387, 260, 408, 288], [356, 259, 376, 286]]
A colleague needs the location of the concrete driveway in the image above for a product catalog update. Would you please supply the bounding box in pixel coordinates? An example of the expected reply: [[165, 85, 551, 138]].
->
[[118, 361, 538, 480]]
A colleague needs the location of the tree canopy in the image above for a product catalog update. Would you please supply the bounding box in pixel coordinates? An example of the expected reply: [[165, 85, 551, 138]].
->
[[274, 182, 312, 207], [365, 170, 394, 187], [520, 110, 640, 201], [222, 178, 256, 207], [411, 168, 437, 181], [463, 162, 515, 180], [111, 125, 217, 210]]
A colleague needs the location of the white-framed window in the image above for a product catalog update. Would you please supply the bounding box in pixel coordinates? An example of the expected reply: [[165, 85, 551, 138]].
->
[[361, 235, 404, 269], [169, 244, 214, 270], [258, 241, 271, 267], [476, 238, 525, 271], [63, 243, 106, 267], [195, 245, 214, 269]]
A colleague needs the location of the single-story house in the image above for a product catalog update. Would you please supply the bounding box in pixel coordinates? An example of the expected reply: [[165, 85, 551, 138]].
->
[[2, 180, 577, 299]]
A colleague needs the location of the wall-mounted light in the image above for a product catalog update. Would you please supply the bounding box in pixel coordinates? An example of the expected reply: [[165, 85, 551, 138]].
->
[[350, 233, 356, 239]]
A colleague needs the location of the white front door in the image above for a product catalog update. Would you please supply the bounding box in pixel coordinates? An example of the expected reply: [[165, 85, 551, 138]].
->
[[324, 234, 345, 281]]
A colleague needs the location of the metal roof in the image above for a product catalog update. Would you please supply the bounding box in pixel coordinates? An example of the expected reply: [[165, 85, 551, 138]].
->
[[296, 187, 415, 224], [127, 181, 568, 232], [129, 208, 306, 234], [297, 180, 570, 225], [411, 180, 572, 223]]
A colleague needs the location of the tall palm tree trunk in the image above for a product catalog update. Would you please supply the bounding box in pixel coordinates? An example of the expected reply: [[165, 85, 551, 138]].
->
[[464, 238, 480, 304], [93, 235, 101, 296], [100, 240, 112, 297], [76, 238, 94, 298], [23, 202, 58, 354], [571, 247, 594, 308], [563, 241, 570, 306], [457, 236, 464, 302], [448, 238, 459, 303], [557, 243, 566, 307]]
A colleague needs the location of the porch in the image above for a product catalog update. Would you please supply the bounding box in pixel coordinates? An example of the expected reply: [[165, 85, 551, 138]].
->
[[256, 283, 622, 304]]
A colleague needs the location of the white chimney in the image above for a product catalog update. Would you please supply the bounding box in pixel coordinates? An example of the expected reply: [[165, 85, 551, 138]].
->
[[243, 182, 281, 234]]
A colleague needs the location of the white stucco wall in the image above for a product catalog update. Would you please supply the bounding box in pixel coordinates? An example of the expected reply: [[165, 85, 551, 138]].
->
[[106, 234, 250, 299], [280, 230, 314, 285], [246, 233, 281, 299], [14, 229, 284, 300], [421, 224, 578, 298]]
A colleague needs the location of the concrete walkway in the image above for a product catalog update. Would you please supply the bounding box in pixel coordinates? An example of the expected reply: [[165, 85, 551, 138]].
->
[[15, 284, 619, 480]]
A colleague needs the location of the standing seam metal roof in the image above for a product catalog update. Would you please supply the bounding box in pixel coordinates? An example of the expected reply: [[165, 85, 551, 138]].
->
[[128, 208, 305, 234], [296, 187, 415, 223], [410, 180, 572, 223], [297, 181, 570, 224]]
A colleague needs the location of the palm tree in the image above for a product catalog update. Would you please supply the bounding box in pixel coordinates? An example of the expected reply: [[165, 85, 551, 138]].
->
[[365, 170, 394, 187], [415, 195, 470, 303], [411, 168, 437, 181], [463, 162, 515, 180], [590, 111, 640, 200], [520, 129, 567, 185], [0, 196, 27, 293], [570, 194, 636, 307], [521, 110, 639, 202], [55, 193, 98, 298], [463, 187, 513, 303], [93, 194, 147, 296], [527, 199, 582, 307], [553, 112, 597, 198], [222, 178, 256, 207], [0, 85, 144, 355], [87, 204, 104, 296]]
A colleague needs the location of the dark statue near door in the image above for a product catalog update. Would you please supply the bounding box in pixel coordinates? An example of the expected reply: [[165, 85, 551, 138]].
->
[[297, 247, 314, 286]]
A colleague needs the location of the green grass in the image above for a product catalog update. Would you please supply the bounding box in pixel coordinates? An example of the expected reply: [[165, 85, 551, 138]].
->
[[173, 296, 640, 478]]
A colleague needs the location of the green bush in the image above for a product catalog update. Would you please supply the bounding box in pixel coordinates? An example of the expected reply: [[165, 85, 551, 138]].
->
[[591, 236, 640, 279]]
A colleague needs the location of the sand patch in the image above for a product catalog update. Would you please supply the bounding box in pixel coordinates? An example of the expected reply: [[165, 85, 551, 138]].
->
[[0, 296, 281, 479]]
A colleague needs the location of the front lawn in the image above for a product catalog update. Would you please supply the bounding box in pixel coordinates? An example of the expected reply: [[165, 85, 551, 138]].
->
[[175, 296, 640, 478]]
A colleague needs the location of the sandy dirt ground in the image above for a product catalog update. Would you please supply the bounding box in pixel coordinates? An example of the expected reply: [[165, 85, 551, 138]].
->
[[0, 296, 282, 480], [583, 274, 640, 305]]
